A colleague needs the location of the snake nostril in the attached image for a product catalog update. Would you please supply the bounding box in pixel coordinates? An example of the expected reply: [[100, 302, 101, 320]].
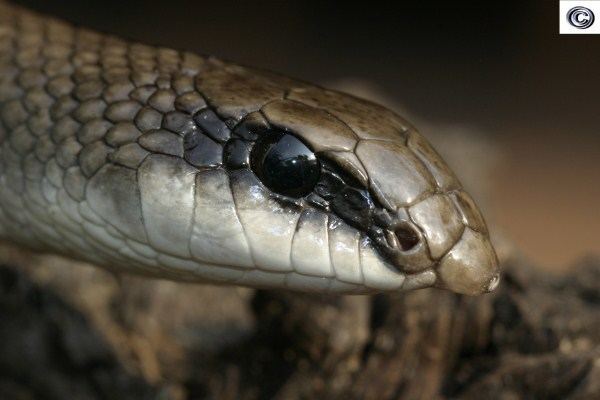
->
[[394, 225, 420, 251]]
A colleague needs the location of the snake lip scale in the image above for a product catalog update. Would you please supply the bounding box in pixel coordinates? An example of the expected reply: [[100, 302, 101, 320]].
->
[[0, 1, 500, 295]]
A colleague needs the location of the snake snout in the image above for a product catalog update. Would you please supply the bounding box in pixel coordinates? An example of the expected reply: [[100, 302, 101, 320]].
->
[[435, 228, 500, 295]]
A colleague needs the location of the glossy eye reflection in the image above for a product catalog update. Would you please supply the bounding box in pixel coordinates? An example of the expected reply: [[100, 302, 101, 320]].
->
[[250, 131, 321, 198]]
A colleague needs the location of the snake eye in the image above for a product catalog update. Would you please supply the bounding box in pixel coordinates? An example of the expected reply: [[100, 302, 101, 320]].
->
[[250, 131, 320, 198]]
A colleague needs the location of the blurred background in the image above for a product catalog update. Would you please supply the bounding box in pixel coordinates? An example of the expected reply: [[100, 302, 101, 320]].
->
[[15, 0, 600, 270]]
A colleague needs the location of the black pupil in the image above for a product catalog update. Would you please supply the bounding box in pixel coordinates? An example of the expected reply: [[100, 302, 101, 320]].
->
[[251, 132, 320, 198]]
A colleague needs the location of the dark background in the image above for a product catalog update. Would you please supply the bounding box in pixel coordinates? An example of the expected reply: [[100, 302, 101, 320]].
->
[[14, 0, 600, 269]]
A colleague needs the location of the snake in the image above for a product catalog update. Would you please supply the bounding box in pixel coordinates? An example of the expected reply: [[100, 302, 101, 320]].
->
[[0, 1, 499, 296]]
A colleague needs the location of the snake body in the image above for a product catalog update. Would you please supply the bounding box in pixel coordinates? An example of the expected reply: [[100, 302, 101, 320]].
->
[[0, 1, 499, 295]]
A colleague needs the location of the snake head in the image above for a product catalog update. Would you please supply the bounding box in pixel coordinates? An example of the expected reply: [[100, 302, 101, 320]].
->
[[76, 56, 498, 295], [188, 61, 500, 295]]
